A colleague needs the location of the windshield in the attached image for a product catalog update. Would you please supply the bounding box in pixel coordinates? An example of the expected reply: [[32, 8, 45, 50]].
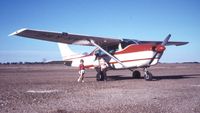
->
[[121, 39, 140, 49]]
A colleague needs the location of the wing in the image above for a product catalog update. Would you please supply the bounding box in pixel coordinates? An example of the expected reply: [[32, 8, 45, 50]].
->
[[9, 28, 121, 46], [139, 41, 188, 46]]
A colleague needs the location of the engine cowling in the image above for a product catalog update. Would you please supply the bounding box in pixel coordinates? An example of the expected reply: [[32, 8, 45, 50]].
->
[[155, 45, 166, 53]]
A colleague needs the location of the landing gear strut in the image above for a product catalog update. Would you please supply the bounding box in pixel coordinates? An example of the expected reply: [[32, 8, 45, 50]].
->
[[144, 68, 153, 81]]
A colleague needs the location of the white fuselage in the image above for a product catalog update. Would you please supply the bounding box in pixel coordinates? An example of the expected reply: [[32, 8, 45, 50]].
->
[[65, 44, 161, 69]]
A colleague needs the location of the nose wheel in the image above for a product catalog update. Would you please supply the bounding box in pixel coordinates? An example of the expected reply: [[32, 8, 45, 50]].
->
[[144, 68, 153, 81]]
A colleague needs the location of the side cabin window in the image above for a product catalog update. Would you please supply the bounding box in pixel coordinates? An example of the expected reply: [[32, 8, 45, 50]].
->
[[106, 44, 119, 54], [120, 39, 139, 49], [94, 44, 119, 56], [95, 49, 105, 56], [93, 40, 139, 56]]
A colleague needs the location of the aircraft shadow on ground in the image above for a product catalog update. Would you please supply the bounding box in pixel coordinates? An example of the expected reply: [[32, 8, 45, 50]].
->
[[153, 74, 200, 81], [108, 75, 137, 81], [105, 74, 200, 81]]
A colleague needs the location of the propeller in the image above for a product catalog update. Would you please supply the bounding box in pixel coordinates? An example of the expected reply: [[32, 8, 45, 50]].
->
[[161, 34, 171, 46], [148, 34, 171, 65]]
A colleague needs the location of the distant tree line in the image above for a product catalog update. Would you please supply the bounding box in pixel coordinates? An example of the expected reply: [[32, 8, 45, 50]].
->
[[0, 61, 199, 65], [0, 61, 64, 65], [0, 62, 45, 65]]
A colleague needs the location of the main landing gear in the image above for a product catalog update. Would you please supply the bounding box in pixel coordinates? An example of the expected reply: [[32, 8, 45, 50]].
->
[[132, 70, 141, 79], [132, 68, 153, 81]]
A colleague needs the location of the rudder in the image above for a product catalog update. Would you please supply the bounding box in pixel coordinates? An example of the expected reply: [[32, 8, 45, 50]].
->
[[58, 43, 77, 60]]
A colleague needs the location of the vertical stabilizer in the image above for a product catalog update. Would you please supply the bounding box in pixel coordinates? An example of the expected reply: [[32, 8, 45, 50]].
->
[[58, 43, 77, 60]]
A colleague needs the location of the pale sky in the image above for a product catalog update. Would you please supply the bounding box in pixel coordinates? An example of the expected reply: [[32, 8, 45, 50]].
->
[[0, 0, 199, 63]]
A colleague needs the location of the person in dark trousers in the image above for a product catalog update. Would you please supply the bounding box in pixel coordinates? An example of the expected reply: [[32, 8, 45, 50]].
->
[[93, 54, 108, 81], [94, 54, 101, 81], [99, 57, 108, 81]]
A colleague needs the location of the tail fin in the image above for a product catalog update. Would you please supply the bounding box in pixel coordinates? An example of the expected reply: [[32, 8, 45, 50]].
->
[[58, 43, 77, 60]]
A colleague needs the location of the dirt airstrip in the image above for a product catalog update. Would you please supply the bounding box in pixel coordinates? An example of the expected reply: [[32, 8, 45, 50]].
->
[[0, 63, 200, 113]]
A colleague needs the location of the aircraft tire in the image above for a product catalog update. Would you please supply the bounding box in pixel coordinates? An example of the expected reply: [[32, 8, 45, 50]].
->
[[96, 73, 101, 81], [132, 70, 141, 79], [144, 71, 153, 81]]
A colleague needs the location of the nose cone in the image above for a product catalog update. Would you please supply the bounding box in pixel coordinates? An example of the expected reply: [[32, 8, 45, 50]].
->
[[155, 45, 166, 53]]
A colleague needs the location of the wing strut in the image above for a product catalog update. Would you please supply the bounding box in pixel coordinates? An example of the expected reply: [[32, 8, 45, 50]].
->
[[90, 40, 127, 68]]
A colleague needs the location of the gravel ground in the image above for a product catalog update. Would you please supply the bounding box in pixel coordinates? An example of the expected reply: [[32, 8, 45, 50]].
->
[[0, 63, 200, 113]]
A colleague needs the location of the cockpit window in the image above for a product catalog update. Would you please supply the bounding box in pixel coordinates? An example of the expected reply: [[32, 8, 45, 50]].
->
[[107, 45, 119, 53], [93, 39, 140, 55], [95, 49, 105, 56], [94, 44, 119, 55], [121, 39, 139, 49]]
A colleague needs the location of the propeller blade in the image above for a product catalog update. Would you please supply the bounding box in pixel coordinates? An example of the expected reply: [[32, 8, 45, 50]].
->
[[161, 34, 171, 45]]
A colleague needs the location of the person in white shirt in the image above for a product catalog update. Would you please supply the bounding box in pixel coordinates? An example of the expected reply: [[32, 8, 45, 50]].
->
[[93, 54, 108, 81], [99, 57, 108, 81]]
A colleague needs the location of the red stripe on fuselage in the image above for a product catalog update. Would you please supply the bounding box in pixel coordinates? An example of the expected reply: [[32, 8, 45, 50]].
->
[[115, 44, 154, 55], [84, 58, 158, 68]]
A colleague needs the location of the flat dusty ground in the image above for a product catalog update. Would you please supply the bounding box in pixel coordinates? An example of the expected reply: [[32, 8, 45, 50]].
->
[[0, 63, 200, 113]]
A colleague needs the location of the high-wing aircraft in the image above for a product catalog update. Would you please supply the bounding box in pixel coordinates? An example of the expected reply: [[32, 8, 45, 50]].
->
[[10, 28, 188, 81]]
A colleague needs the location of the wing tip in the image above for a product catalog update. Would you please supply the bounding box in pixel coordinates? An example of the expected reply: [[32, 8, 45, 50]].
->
[[182, 41, 189, 45], [8, 28, 27, 36], [175, 42, 189, 46]]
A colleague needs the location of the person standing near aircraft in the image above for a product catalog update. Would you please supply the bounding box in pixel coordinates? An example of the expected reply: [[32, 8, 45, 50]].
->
[[94, 54, 101, 81], [94, 54, 108, 81], [78, 59, 85, 82], [99, 57, 108, 81]]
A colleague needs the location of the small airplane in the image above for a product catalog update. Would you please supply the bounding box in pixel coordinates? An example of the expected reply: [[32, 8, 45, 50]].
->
[[10, 28, 188, 81]]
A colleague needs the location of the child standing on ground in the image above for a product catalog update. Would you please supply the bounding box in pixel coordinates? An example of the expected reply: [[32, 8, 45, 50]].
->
[[78, 59, 85, 82]]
